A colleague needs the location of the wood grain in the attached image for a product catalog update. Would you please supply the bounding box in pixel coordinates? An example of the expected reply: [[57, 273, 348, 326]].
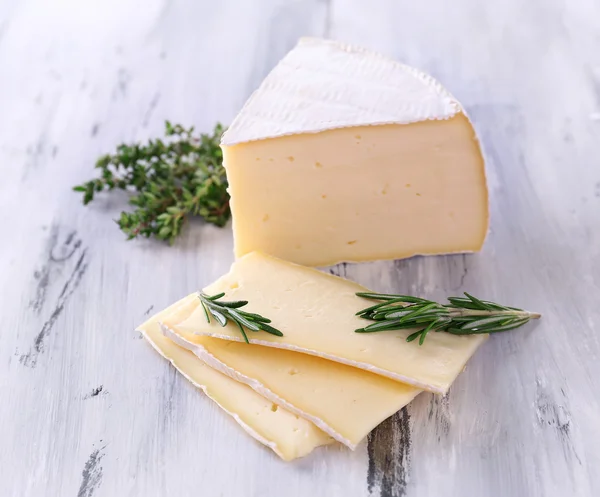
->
[[1, 0, 599, 496]]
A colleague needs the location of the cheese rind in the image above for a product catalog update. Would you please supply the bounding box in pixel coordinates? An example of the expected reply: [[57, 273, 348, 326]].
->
[[160, 297, 420, 449], [221, 38, 488, 267], [137, 296, 332, 461], [170, 252, 488, 394], [221, 37, 462, 145]]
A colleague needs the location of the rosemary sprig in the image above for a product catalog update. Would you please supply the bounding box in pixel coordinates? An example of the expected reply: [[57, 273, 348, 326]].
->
[[73, 122, 229, 244], [198, 292, 283, 344], [355, 292, 541, 345]]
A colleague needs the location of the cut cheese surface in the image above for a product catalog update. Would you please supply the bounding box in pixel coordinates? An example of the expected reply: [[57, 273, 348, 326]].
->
[[160, 296, 420, 449], [169, 252, 488, 394], [136, 296, 332, 461], [221, 38, 488, 267]]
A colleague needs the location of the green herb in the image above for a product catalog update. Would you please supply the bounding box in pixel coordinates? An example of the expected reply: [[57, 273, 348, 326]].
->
[[355, 292, 541, 345], [198, 292, 283, 344], [73, 122, 229, 244]]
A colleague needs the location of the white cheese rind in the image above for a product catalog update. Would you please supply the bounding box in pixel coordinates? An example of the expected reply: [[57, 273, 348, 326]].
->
[[222, 37, 462, 145], [137, 296, 332, 461], [160, 305, 420, 449], [172, 252, 488, 394]]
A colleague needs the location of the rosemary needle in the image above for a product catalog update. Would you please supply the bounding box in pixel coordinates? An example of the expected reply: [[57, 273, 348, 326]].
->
[[355, 292, 541, 345], [198, 292, 283, 344]]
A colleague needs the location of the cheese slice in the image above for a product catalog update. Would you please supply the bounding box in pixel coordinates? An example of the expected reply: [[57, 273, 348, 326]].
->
[[171, 252, 488, 394], [160, 296, 420, 449], [136, 295, 332, 461], [221, 37, 488, 267]]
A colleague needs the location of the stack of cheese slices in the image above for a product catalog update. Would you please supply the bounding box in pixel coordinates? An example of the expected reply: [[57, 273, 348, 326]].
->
[[136, 38, 490, 461]]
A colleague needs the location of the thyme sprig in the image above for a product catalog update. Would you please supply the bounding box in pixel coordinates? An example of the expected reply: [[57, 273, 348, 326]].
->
[[73, 122, 229, 244], [355, 292, 541, 345], [199, 292, 283, 344]]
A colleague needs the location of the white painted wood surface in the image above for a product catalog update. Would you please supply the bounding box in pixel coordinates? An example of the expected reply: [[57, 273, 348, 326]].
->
[[1, 0, 599, 496]]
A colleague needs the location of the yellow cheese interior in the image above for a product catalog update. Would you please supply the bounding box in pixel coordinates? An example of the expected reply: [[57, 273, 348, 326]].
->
[[223, 115, 488, 267], [173, 252, 488, 394], [137, 296, 332, 461], [162, 297, 420, 448]]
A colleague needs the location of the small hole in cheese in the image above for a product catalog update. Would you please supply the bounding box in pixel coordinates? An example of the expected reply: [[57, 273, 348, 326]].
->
[[255, 158, 260, 161], [271, 404, 278, 412], [288, 368, 299, 376], [321, 194, 327, 199], [262, 214, 270, 222], [230, 282, 239, 289], [355, 134, 361, 139], [287, 156, 295, 162], [315, 162, 323, 168], [347, 240, 357, 245], [405, 183, 411, 188], [416, 193, 421, 196]]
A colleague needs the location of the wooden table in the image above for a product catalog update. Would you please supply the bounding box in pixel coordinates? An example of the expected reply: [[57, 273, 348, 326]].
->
[[1, 1, 599, 496]]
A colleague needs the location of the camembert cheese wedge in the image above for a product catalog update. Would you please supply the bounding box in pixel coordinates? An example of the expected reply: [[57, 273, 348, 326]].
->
[[160, 296, 420, 449], [221, 38, 489, 267], [137, 295, 332, 461], [170, 252, 488, 394]]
